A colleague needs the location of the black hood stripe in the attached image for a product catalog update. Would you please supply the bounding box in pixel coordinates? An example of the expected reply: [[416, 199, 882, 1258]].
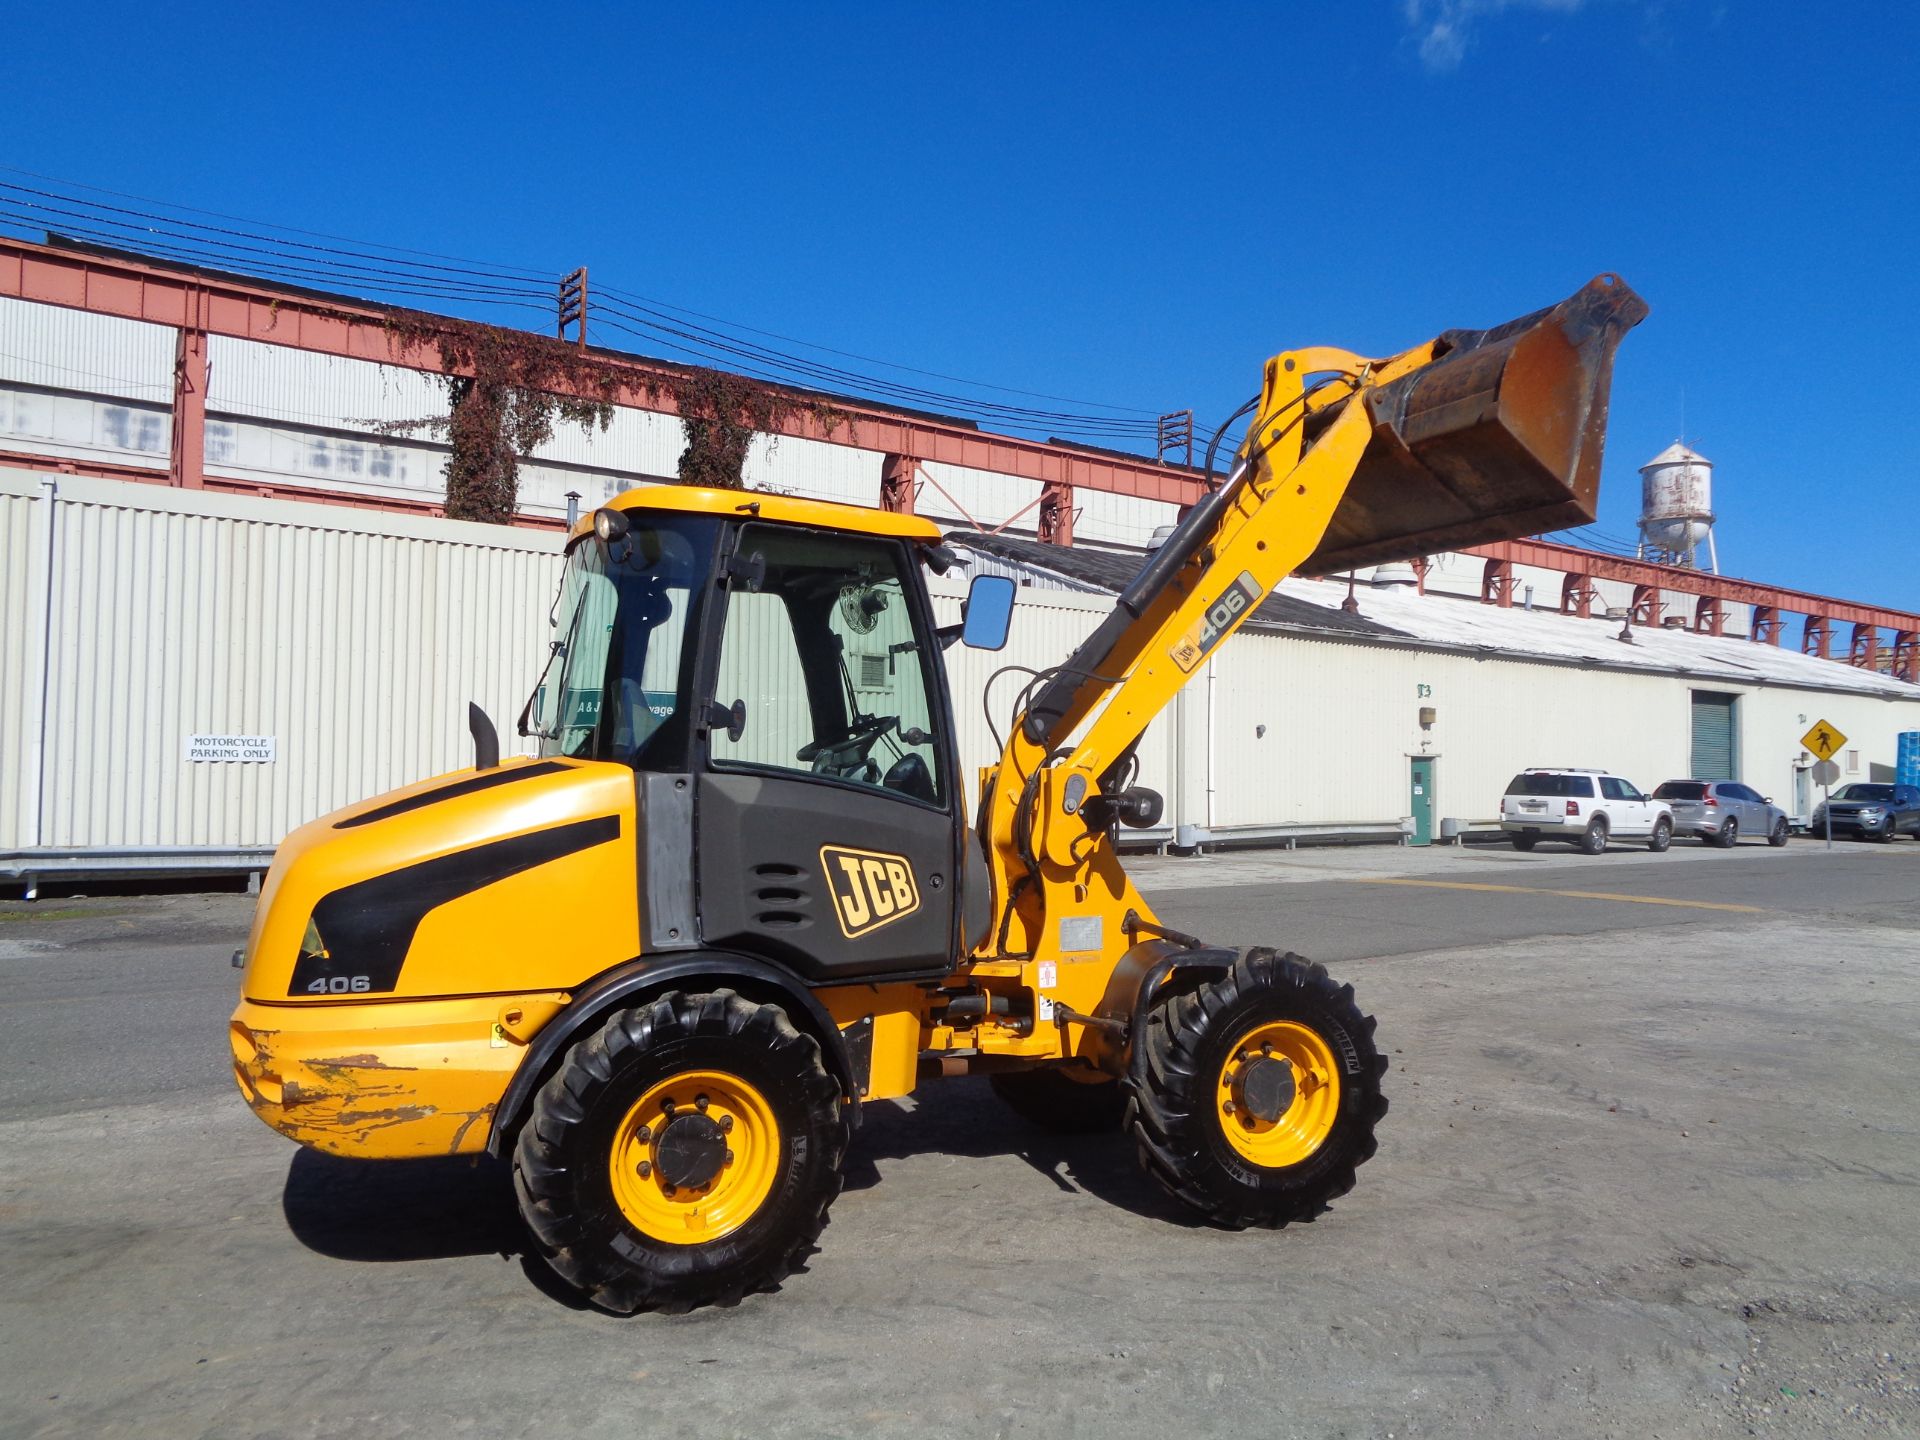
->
[[334, 761, 571, 828], [291, 815, 621, 996]]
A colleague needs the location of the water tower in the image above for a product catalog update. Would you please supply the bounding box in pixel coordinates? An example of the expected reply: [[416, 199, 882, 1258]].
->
[[1637, 442, 1717, 572]]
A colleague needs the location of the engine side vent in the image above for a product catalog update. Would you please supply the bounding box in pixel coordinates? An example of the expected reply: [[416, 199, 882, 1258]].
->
[[754, 912, 811, 930]]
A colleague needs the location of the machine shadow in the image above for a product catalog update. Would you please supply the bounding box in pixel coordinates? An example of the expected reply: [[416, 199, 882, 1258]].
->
[[843, 1076, 1202, 1226], [278, 1077, 1200, 1276], [282, 1147, 524, 1263]]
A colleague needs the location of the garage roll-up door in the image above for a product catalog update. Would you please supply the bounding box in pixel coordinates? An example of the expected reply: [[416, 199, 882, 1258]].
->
[[1690, 691, 1738, 780]]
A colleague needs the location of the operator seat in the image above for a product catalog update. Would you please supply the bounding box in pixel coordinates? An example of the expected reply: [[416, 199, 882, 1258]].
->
[[881, 752, 937, 806]]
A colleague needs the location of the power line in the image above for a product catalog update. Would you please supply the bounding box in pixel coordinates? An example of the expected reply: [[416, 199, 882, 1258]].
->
[[0, 173, 1179, 451]]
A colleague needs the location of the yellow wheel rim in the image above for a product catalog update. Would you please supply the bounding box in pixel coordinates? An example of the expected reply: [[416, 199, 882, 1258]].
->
[[1216, 1021, 1341, 1168], [607, 1070, 780, 1245]]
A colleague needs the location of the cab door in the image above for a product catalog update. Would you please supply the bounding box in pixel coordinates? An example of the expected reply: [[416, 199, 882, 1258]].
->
[[693, 523, 961, 983]]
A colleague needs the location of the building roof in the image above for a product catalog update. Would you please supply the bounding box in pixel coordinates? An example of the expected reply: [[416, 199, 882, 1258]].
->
[[949, 531, 1920, 700], [1642, 441, 1711, 468]]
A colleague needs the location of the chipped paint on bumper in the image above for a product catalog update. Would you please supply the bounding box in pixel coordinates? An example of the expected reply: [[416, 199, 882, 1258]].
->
[[229, 993, 564, 1159]]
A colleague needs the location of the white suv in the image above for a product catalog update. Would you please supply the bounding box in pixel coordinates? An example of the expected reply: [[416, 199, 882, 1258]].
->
[[1500, 769, 1673, 855]]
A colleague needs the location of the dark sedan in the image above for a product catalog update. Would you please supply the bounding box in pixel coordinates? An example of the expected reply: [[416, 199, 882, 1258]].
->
[[1811, 783, 1920, 841]]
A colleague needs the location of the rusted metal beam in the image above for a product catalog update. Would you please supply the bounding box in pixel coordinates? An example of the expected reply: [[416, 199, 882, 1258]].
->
[[1480, 558, 1515, 608], [168, 308, 207, 489], [1630, 583, 1662, 627], [0, 236, 1207, 509], [1036, 480, 1074, 546], [1893, 631, 1920, 684], [1468, 536, 1919, 633], [878, 453, 917, 514], [1848, 622, 1880, 670], [1802, 614, 1833, 660], [1752, 604, 1783, 646], [1693, 594, 1727, 636], [1560, 569, 1596, 619]]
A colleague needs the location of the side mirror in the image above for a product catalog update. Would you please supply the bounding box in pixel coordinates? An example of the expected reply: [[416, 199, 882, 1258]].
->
[[960, 574, 1016, 651], [1764, 796, 1774, 804]]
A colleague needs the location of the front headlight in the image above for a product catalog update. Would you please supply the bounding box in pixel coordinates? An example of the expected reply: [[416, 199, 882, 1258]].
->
[[1859, 807, 1885, 817]]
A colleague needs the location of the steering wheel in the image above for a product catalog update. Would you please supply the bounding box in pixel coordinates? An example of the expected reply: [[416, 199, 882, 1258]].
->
[[797, 714, 898, 781]]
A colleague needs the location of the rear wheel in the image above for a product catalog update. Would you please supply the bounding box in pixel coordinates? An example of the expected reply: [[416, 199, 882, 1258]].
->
[[1510, 832, 1537, 852], [513, 990, 847, 1314], [1714, 816, 1739, 849], [1647, 817, 1672, 852], [1578, 817, 1609, 855], [1126, 948, 1387, 1228], [1769, 817, 1789, 847], [990, 1067, 1127, 1133]]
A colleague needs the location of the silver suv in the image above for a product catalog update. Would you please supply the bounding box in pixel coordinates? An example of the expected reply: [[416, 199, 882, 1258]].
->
[[1651, 780, 1789, 847], [1500, 769, 1673, 855]]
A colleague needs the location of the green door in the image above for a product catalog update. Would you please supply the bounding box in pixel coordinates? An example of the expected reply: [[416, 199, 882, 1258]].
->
[[1410, 756, 1436, 846]]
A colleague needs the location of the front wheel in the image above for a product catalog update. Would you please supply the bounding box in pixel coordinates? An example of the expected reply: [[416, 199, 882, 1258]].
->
[[1126, 949, 1387, 1229], [1647, 817, 1672, 852], [513, 990, 848, 1314], [1874, 818, 1897, 843], [1769, 818, 1789, 847]]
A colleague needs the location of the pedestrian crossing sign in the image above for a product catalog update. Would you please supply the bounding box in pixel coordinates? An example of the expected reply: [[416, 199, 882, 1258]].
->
[[1800, 720, 1847, 762]]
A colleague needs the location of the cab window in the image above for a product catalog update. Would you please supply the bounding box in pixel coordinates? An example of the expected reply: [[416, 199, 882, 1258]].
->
[[709, 526, 945, 808]]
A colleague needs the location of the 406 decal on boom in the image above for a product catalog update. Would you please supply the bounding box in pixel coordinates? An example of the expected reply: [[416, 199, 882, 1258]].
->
[[230, 277, 1646, 1312]]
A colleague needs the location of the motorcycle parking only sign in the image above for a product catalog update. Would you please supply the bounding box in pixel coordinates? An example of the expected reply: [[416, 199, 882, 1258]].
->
[[185, 734, 277, 763]]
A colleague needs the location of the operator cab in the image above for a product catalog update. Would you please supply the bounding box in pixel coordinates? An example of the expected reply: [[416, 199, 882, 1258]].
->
[[523, 490, 1012, 984]]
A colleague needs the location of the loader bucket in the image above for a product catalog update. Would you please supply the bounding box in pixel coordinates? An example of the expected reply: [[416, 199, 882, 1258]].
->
[[1296, 274, 1648, 576]]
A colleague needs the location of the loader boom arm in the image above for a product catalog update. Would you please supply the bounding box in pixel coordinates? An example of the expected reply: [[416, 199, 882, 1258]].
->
[[975, 275, 1646, 961]]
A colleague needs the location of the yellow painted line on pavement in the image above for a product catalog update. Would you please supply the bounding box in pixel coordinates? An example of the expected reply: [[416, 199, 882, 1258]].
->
[[1353, 877, 1766, 913]]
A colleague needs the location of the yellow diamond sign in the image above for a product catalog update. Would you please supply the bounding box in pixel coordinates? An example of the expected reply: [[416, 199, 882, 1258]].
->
[[1800, 719, 1848, 762]]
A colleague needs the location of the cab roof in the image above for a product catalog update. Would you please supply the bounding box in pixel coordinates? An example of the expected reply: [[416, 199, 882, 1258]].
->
[[572, 485, 941, 543]]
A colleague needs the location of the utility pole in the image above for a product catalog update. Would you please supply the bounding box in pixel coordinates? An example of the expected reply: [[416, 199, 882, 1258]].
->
[[1157, 410, 1194, 468], [557, 268, 589, 348]]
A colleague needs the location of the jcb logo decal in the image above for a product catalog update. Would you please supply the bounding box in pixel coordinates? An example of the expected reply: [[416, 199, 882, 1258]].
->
[[1171, 570, 1262, 674], [820, 845, 920, 939]]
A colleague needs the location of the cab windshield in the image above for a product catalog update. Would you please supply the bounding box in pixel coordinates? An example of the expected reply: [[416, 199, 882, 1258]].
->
[[523, 514, 718, 766]]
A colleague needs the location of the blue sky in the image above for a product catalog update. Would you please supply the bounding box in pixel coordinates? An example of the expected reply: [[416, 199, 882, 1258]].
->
[[4, 1, 1915, 607]]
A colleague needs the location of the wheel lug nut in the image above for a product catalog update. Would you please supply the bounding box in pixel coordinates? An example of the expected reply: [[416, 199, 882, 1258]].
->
[[662, 1183, 676, 1197], [723, 1148, 735, 1167], [695, 1094, 710, 1112], [635, 1160, 652, 1178], [635, 1124, 651, 1144], [1222, 1101, 1236, 1116], [661, 1098, 676, 1115], [718, 1114, 734, 1134]]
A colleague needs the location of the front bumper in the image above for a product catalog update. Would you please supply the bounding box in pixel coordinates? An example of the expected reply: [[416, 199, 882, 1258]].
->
[[229, 992, 562, 1159], [1815, 814, 1887, 834]]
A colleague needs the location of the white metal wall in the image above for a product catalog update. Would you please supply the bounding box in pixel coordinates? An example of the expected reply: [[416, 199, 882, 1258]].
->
[[0, 476, 44, 851], [1, 467, 561, 853]]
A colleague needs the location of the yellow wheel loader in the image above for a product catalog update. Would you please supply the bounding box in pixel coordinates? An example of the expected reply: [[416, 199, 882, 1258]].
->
[[230, 277, 1646, 1312]]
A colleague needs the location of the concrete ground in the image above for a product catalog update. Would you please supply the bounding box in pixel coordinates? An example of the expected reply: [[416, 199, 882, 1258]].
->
[[2, 837, 1917, 1439]]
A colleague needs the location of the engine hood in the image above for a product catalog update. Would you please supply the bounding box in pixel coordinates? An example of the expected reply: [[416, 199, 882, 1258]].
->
[[239, 757, 639, 1004]]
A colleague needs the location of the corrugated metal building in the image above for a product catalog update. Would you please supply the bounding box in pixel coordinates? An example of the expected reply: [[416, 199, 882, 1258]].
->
[[6, 463, 1919, 891]]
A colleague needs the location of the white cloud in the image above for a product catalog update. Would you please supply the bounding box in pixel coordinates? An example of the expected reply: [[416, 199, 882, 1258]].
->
[[1403, 0, 1591, 71]]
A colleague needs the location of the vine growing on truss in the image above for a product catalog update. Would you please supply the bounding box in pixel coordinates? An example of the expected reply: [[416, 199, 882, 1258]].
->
[[377, 315, 849, 519]]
